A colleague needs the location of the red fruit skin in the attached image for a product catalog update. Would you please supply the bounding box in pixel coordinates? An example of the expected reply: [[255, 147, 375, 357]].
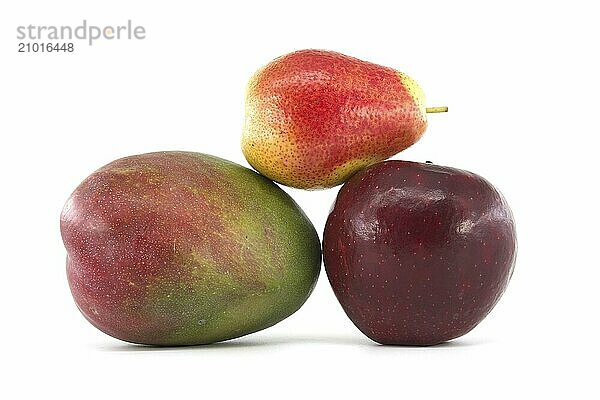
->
[[243, 50, 427, 189], [323, 161, 517, 345], [60, 152, 321, 345]]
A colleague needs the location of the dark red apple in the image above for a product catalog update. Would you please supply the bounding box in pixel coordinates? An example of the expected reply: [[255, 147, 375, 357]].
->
[[323, 160, 517, 345]]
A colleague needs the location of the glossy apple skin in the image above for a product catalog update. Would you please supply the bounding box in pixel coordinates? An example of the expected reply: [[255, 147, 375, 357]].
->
[[323, 161, 517, 345], [61, 152, 321, 345]]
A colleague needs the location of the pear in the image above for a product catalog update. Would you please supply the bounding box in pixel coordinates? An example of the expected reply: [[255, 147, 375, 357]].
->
[[242, 49, 446, 189]]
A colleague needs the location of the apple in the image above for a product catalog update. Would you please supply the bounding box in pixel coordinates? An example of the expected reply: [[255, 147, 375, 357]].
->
[[323, 160, 517, 345]]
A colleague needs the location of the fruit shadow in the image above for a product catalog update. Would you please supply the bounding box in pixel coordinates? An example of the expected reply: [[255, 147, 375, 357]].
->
[[97, 334, 486, 352], [368, 337, 489, 350], [97, 334, 367, 352]]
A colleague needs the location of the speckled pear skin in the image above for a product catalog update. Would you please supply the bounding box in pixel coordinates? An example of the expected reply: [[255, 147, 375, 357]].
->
[[61, 151, 321, 346], [323, 161, 517, 345], [242, 49, 428, 189]]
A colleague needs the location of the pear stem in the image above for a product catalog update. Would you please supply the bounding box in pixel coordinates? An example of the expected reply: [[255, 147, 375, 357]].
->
[[426, 106, 449, 113]]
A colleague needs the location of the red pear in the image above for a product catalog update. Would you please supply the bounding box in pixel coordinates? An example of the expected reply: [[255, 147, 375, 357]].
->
[[242, 50, 446, 189]]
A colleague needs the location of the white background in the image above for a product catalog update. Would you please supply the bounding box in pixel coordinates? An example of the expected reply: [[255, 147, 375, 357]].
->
[[1, 1, 598, 398]]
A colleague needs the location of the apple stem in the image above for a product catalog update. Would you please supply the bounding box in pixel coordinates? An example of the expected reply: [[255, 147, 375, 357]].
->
[[426, 106, 449, 113]]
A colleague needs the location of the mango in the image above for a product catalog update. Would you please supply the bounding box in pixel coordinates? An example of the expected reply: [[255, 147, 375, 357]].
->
[[60, 151, 321, 345]]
